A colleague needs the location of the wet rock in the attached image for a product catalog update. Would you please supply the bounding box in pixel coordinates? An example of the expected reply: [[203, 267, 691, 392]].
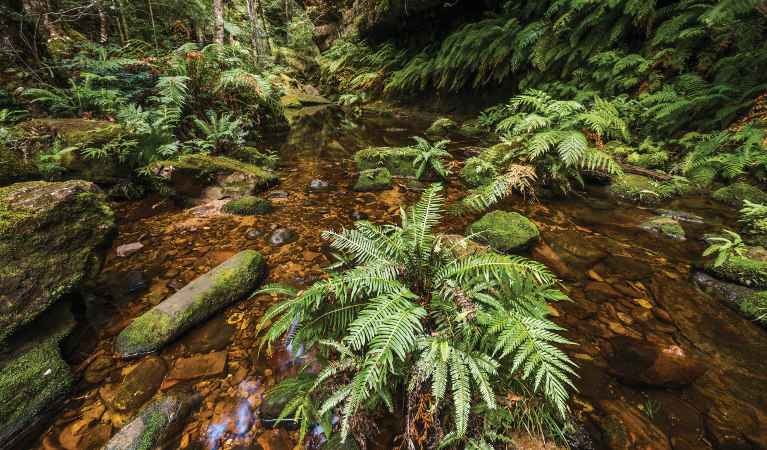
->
[[256, 428, 293, 450], [241, 230, 261, 241], [604, 255, 652, 281], [166, 351, 227, 381], [99, 356, 168, 413], [349, 211, 368, 221], [267, 190, 289, 199], [406, 180, 427, 191], [439, 234, 492, 259], [594, 399, 672, 450], [353, 168, 392, 192], [704, 254, 767, 289], [605, 337, 706, 387], [124, 270, 149, 293], [425, 117, 456, 136], [465, 210, 540, 253], [79, 423, 112, 450], [116, 242, 144, 258], [306, 179, 334, 193], [639, 215, 685, 240], [705, 414, 753, 449], [182, 315, 236, 353], [530, 240, 578, 281], [0, 303, 76, 447], [84, 355, 114, 384], [354, 147, 423, 178], [114, 250, 267, 358], [102, 391, 201, 450], [166, 279, 183, 292], [584, 281, 622, 299], [163, 268, 180, 278], [208, 398, 252, 439], [652, 208, 704, 223], [712, 183, 767, 207], [0, 180, 116, 345], [607, 174, 667, 204], [223, 197, 274, 215], [268, 228, 297, 246]]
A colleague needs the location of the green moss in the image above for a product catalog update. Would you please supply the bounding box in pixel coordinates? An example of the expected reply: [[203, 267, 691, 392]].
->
[[226, 147, 277, 170], [114, 250, 267, 358], [712, 183, 767, 206], [705, 256, 767, 288], [607, 174, 668, 204], [354, 168, 392, 192], [465, 210, 540, 253], [740, 291, 767, 325], [425, 117, 456, 135], [459, 144, 515, 186], [280, 95, 303, 109], [639, 216, 685, 240], [354, 147, 420, 177], [222, 197, 274, 215], [625, 151, 669, 169]]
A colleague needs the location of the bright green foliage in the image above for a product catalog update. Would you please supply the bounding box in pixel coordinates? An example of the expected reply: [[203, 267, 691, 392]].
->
[[703, 230, 748, 268], [24, 73, 127, 116], [712, 183, 767, 206], [740, 292, 767, 326], [677, 126, 767, 183], [740, 201, 767, 235], [256, 185, 576, 445], [411, 136, 451, 179], [191, 110, 247, 154]]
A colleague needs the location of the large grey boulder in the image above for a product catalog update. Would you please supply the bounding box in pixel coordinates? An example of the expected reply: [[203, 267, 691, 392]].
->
[[114, 250, 267, 358]]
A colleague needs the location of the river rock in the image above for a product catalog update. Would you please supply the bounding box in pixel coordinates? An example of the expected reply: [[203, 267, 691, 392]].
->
[[354, 147, 423, 178], [182, 315, 236, 353], [124, 270, 149, 293], [222, 197, 274, 215], [639, 215, 685, 240], [84, 355, 114, 384], [652, 208, 704, 223], [306, 179, 334, 193], [267, 190, 289, 198], [0, 303, 75, 447], [465, 210, 540, 253], [256, 428, 293, 450], [353, 168, 392, 192], [704, 253, 767, 289], [425, 117, 456, 136], [0, 180, 116, 346], [605, 337, 706, 387], [349, 211, 368, 221], [246, 229, 263, 240], [114, 250, 267, 358], [712, 183, 767, 206], [99, 356, 168, 414], [116, 242, 144, 257], [594, 399, 672, 450], [529, 240, 578, 281], [102, 391, 201, 450], [166, 351, 227, 381], [268, 228, 297, 246]]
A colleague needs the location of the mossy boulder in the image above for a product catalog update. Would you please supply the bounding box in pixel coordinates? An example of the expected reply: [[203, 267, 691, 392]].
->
[[639, 216, 685, 240], [354, 147, 421, 178], [459, 120, 486, 138], [226, 146, 277, 170], [740, 291, 767, 326], [705, 254, 767, 289], [425, 117, 456, 136], [280, 91, 331, 109], [607, 174, 667, 204], [0, 180, 116, 346], [354, 168, 392, 192], [102, 391, 201, 450], [625, 151, 669, 170], [222, 197, 274, 215], [114, 250, 267, 358], [0, 302, 75, 448], [465, 210, 540, 253], [149, 154, 279, 204], [712, 183, 767, 207]]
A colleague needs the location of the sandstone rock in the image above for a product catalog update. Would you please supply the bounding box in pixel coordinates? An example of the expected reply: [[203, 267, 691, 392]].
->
[[114, 250, 266, 358], [99, 356, 168, 414], [116, 242, 144, 258], [102, 391, 201, 450], [84, 355, 113, 384], [268, 228, 297, 246], [182, 315, 236, 353], [166, 351, 227, 381], [594, 399, 672, 450], [530, 240, 578, 281], [256, 428, 293, 450]]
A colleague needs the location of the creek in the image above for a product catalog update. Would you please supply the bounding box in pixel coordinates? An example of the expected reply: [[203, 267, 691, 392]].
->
[[35, 105, 767, 449]]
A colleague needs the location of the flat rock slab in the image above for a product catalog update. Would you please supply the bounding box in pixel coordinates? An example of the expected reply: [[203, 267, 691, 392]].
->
[[166, 351, 227, 381], [102, 391, 201, 450], [114, 250, 266, 359], [99, 356, 168, 414]]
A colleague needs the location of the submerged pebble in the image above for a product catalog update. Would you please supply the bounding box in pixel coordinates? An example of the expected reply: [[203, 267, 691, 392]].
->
[[268, 228, 297, 246]]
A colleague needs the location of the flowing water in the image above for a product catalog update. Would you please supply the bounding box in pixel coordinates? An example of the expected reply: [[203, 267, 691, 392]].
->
[[35, 106, 767, 449]]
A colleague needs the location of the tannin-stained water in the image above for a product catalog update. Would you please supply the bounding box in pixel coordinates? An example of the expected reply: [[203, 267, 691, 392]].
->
[[35, 106, 767, 449]]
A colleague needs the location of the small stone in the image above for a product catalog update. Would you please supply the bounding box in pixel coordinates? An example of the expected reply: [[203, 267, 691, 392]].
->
[[652, 307, 674, 324], [84, 355, 113, 384], [267, 190, 289, 199], [246, 229, 262, 240], [585, 269, 604, 282], [166, 351, 228, 381], [349, 211, 368, 221], [58, 424, 81, 450], [306, 179, 334, 193], [268, 228, 296, 246], [302, 250, 322, 262], [616, 312, 633, 325], [147, 290, 165, 306], [124, 270, 148, 293], [584, 281, 622, 298], [116, 242, 144, 258], [636, 298, 653, 309], [257, 429, 293, 450], [80, 423, 112, 450], [164, 268, 181, 278], [99, 356, 168, 413]]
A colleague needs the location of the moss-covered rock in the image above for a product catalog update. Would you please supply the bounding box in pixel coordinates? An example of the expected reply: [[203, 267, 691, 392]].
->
[[281, 92, 331, 108], [639, 216, 685, 240], [740, 291, 767, 326], [354, 147, 421, 178], [705, 255, 767, 289], [226, 146, 277, 170], [712, 183, 767, 207], [149, 154, 279, 203], [0, 180, 115, 346], [625, 151, 669, 170], [0, 302, 75, 448], [465, 210, 540, 253], [458, 120, 486, 138], [425, 117, 456, 136], [607, 174, 668, 204], [459, 144, 514, 186], [280, 94, 303, 109], [354, 168, 392, 191], [114, 250, 267, 358], [102, 391, 201, 450], [222, 197, 274, 215]]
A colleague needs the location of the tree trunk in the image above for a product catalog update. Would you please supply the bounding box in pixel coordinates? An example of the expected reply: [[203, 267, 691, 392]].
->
[[256, 0, 271, 52], [118, 0, 130, 40], [246, 0, 264, 61], [213, 0, 224, 44], [148, 0, 158, 46], [96, 0, 107, 44], [22, 0, 61, 42], [284, 0, 290, 42]]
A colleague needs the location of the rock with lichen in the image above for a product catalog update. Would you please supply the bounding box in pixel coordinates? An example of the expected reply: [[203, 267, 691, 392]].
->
[[425, 117, 456, 136], [639, 215, 685, 240], [114, 250, 267, 358], [607, 174, 668, 204], [353, 168, 392, 192], [712, 183, 767, 207]]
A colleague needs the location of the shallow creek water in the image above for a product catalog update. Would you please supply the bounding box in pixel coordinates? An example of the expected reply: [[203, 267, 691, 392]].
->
[[35, 106, 767, 449]]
